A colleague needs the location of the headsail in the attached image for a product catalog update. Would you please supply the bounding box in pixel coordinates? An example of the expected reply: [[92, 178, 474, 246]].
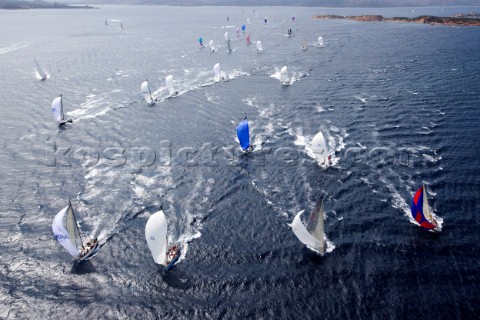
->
[[141, 80, 153, 104], [35, 59, 47, 80], [411, 185, 438, 230], [256, 40, 263, 52], [236, 117, 251, 151], [145, 210, 169, 266], [166, 75, 174, 96], [280, 66, 289, 84], [51, 95, 64, 122], [52, 206, 80, 257], [291, 196, 325, 255]]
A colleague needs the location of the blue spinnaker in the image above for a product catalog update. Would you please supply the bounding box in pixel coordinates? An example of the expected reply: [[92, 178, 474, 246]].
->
[[242, 25, 246, 32], [198, 36, 203, 46], [236, 118, 250, 151]]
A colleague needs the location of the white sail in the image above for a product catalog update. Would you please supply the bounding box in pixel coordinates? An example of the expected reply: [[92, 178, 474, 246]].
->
[[51, 96, 64, 122], [35, 59, 47, 80], [52, 206, 80, 257], [224, 31, 230, 42], [291, 209, 324, 255], [247, 18, 251, 24], [318, 36, 324, 47], [280, 66, 289, 84], [256, 40, 263, 52], [311, 131, 330, 164], [141, 80, 153, 104], [422, 185, 434, 223], [213, 63, 221, 82], [145, 210, 169, 266], [166, 75, 174, 96], [209, 40, 215, 52]]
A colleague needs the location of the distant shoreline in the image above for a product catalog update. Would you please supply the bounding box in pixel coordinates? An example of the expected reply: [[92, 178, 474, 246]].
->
[[0, 1, 97, 10], [314, 14, 480, 27]]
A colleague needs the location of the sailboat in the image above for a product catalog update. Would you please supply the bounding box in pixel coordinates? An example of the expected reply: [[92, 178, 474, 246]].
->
[[141, 79, 155, 105], [213, 63, 227, 82], [35, 58, 47, 81], [145, 209, 180, 271], [411, 185, 440, 232], [242, 24, 246, 33], [225, 32, 232, 53], [301, 40, 308, 51], [311, 131, 332, 166], [165, 74, 178, 97], [52, 200, 100, 262], [246, 33, 251, 45], [318, 36, 324, 48], [198, 36, 204, 48], [256, 40, 263, 52], [120, 21, 124, 30], [236, 117, 253, 153], [209, 40, 215, 53], [280, 66, 290, 85], [51, 94, 73, 126], [105, 18, 108, 25], [291, 195, 325, 255]]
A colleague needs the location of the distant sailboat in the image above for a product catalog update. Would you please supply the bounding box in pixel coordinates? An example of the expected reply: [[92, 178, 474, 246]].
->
[[225, 32, 232, 53], [256, 40, 263, 52], [145, 209, 180, 271], [209, 40, 215, 53], [280, 66, 290, 85], [198, 36, 204, 47], [287, 28, 293, 37], [242, 24, 246, 33], [311, 131, 332, 165], [411, 185, 440, 232], [247, 18, 251, 25], [52, 200, 100, 262], [236, 27, 240, 37], [236, 117, 253, 153], [165, 74, 177, 97], [302, 40, 308, 51], [120, 21, 124, 30], [318, 36, 324, 47], [141, 79, 155, 105], [291, 195, 325, 255], [264, 17, 268, 24], [105, 18, 108, 25], [213, 63, 226, 82], [51, 94, 72, 126], [35, 58, 47, 81], [246, 33, 251, 45]]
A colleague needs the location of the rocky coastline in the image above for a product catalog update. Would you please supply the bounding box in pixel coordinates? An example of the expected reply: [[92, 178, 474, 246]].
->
[[314, 14, 480, 27]]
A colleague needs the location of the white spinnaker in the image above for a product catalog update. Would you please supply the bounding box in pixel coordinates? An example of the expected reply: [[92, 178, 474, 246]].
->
[[51, 96, 63, 122], [311, 131, 329, 163], [35, 59, 47, 80], [256, 40, 263, 52], [166, 75, 174, 96], [318, 36, 324, 47], [291, 210, 324, 254], [209, 40, 215, 52], [52, 206, 80, 257], [213, 63, 221, 82], [141, 80, 152, 103], [145, 210, 168, 266], [280, 66, 289, 83]]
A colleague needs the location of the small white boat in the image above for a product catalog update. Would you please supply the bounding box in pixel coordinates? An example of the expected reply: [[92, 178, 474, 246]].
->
[[35, 58, 47, 81], [141, 79, 155, 105], [280, 66, 290, 85], [51, 94, 72, 126], [318, 36, 325, 48], [165, 74, 178, 97], [311, 131, 332, 166], [256, 40, 264, 52], [209, 40, 215, 53]]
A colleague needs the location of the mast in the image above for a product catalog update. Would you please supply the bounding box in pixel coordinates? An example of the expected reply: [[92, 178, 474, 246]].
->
[[68, 199, 85, 249]]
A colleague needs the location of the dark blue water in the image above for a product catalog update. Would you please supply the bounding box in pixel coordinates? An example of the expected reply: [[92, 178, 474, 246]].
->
[[0, 5, 479, 319]]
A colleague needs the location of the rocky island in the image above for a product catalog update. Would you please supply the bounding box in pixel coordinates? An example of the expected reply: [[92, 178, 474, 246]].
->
[[314, 14, 480, 27], [0, 0, 96, 9]]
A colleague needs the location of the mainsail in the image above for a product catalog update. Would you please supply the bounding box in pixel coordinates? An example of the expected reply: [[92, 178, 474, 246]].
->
[[35, 58, 47, 80], [256, 40, 263, 52], [51, 95, 64, 122], [141, 80, 153, 104], [236, 117, 251, 151], [411, 185, 438, 230], [280, 66, 289, 84], [291, 196, 325, 255], [311, 131, 330, 164], [145, 210, 169, 266], [166, 75, 174, 96]]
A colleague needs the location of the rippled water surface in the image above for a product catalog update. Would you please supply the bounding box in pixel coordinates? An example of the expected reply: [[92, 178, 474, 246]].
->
[[0, 5, 479, 319]]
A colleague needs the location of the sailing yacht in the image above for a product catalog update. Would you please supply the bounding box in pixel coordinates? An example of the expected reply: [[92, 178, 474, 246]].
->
[[165, 75, 178, 97], [145, 209, 180, 271], [318, 36, 325, 48], [301, 40, 308, 51], [141, 79, 155, 105], [225, 32, 232, 53], [51, 94, 73, 126], [411, 185, 441, 232], [35, 58, 47, 81], [256, 40, 264, 52], [280, 66, 290, 85], [291, 196, 326, 255], [52, 200, 100, 262], [236, 117, 254, 153]]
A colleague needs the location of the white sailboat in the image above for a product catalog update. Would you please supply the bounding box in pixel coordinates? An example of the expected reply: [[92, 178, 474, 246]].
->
[[213, 63, 227, 82], [165, 75, 177, 97], [209, 40, 215, 53], [145, 209, 180, 271], [52, 200, 100, 262], [280, 66, 290, 85], [225, 32, 232, 53], [256, 40, 264, 52], [318, 36, 324, 48], [141, 79, 155, 105], [35, 58, 47, 81], [311, 131, 332, 165], [291, 196, 325, 255], [51, 94, 72, 126]]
